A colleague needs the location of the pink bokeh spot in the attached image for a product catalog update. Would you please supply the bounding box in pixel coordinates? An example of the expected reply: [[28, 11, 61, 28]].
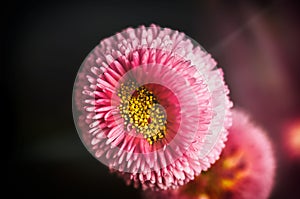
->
[[282, 119, 300, 159]]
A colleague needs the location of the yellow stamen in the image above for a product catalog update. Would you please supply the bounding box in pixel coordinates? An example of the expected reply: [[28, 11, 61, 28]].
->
[[118, 80, 167, 144]]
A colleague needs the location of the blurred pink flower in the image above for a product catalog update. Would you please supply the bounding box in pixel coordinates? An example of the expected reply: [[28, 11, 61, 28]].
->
[[73, 24, 232, 190], [143, 109, 275, 198]]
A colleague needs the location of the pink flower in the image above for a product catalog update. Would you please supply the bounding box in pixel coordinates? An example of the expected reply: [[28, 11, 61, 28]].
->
[[143, 109, 276, 198], [72, 24, 232, 190]]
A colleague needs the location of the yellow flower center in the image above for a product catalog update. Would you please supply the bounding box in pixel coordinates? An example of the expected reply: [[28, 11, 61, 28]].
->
[[118, 80, 167, 144]]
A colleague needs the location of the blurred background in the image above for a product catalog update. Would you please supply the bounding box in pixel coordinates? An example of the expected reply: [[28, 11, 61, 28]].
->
[[4, 0, 300, 198]]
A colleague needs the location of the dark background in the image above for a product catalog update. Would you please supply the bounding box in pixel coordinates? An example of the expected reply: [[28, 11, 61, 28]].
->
[[4, 0, 300, 198]]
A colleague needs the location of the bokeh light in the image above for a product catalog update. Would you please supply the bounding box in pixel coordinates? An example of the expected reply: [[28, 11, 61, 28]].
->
[[283, 119, 300, 159]]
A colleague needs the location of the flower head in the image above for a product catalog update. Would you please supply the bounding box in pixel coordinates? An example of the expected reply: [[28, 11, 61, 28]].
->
[[72, 24, 232, 190], [143, 109, 276, 198]]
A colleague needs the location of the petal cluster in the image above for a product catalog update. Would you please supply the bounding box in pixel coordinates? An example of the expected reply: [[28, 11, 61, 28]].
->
[[73, 24, 232, 190]]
